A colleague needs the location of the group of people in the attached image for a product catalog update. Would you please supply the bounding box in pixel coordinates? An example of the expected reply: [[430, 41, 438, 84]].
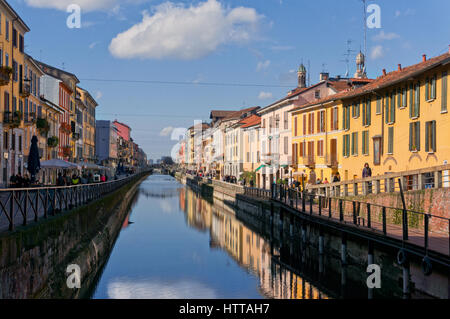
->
[[223, 175, 238, 184], [56, 172, 108, 186], [9, 173, 33, 188]]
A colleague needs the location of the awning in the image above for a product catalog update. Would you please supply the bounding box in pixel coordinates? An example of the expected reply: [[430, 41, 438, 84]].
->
[[40, 159, 80, 169], [255, 164, 266, 172]]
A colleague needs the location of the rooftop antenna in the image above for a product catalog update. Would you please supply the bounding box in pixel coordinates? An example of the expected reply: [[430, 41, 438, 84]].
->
[[307, 60, 311, 87], [340, 39, 356, 78]]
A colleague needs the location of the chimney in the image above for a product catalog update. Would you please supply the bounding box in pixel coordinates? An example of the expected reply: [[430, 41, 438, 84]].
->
[[319, 72, 329, 81], [382, 69, 387, 76], [398, 64, 402, 71], [422, 54, 427, 62]]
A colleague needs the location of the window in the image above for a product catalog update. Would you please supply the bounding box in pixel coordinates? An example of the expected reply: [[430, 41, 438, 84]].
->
[[284, 111, 288, 129], [410, 82, 420, 118], [4, 132, 8, 150], [294, 116, 298, 136], [343, 105, 350, 130], [299, 141, 304, 157], [425, 121, 436, 153], [317, 140, 324, 157], [352, 101, 360, 118], [12, 28, 17, 47], [19, 136, 22, 152], [362, 98, 371, 126], [351, 132, 358, 156], [11, 133, 15, 151], [19, 34, 24, 53], [317, 110, 325, 133], [5, 19, 9, 41], [387, 127, 394, 154], [308, 112, 314, 134], [425, 76, 437, 101], [385, 92, 395, 124], [315, 90, 320, 99], [331, 107, 338, 131], [342, 134, 350, 157], [13, 60, 17, 81], [376, 96, 381, 114], [362, 131, 369, 155], [409, 122, 420, 152], [303, 114, 307, 135], [5, 53, 8, 67], [284, 136, 288, 155], [442, 71, 448, 112]]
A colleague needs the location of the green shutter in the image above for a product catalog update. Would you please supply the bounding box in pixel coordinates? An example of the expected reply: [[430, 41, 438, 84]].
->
[[415, 83, 420, 118], [367, 98, 371, 125], [376, 97, 381, 114], [347, 135, 350, 157], [425, 122, 429, 152], [388, 127, 394, 154], [409, 84, 414, 118], [432, 120, 436, 152], [362, 131, 365, 155], [425, 78, 429, 101], [342, 106, 346, 130], [355, 132, 358, 155], [390, 93, 395, 123], [357, 101, 360, 117], [409, 123, 413, 151], [346, 106, 350, 130], [432, 76, 436, 99], [416, 122, 421, 151], [343, 135, 346, 157], [397, 89, 402, 108], [442, 71, 448, 112], [385, 93, 389, 123]]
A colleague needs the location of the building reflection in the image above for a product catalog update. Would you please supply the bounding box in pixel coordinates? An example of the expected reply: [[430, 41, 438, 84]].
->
[[179, 187, 330, 299]]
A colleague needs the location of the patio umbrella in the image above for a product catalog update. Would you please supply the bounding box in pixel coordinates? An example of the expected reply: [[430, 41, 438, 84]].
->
[[40, 159, 80, 169], [27, 135, 41, 182]]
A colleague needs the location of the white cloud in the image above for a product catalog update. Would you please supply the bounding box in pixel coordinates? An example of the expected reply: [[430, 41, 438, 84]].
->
[[372, 31, 400, 41], [107, 279, 217, 299], [395, 8, 415, 18], [89, 42, 99, 49], [160, 126, 174, 137], [256, 60, 270, 71], [109, 0, 263, 60], [370, 45, 385, 60], [258, 91, 273, 100], [25, 0, 148, 12], [95, 91, 103, 100]]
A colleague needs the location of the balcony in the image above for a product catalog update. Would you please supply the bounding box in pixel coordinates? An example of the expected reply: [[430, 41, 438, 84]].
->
[[325, 154, 338, 168], [302, 155, 315, 168], [20, 83, 31, 98], [0, 67, 13, 86], [3, 111, 22, 128], [24, 112, 36, 125], [72, 132, 81, 140]]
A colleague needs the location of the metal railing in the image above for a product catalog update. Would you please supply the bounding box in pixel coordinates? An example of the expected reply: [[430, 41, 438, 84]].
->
[[243, 182, 450, 257], [307, 164, 450, 197], [0, 170, 151, 232]]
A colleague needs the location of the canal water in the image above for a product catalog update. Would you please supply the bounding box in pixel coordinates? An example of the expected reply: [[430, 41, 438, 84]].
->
[[88, 174, 414, 299]]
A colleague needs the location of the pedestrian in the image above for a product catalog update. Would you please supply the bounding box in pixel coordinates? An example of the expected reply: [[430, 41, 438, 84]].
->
[[57, 172, 65, 186], [332, 172, 341, 183], [362, 163, 372, 178], [323, 178, 329, 184]]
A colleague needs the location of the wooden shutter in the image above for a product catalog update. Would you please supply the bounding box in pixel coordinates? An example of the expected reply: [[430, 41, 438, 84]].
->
[[432, 76, 436, 99], [414, 83, 420, 118], [311, 113, 314, 134], [425, 78, 429, 101], [376, 97, 381, 114], [415, 122, 421, 151], [385, 93, 389, 124], [343, 135, 346, 157], [432, 120, 436, 152], [409, 123, 413, 151], [294, 117, 298, 136], [388, 127, 394, 154], [409, 84, 414, 118], [442, 71, 448, 112], [367, 98, 371, 125], [303, 114, 306, 135], [425, 122, 430, 152]]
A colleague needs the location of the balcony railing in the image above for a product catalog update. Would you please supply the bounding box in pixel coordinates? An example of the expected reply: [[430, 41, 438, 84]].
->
[[20, 83, 31, 98], [302, 155, 315, 168], [325, 154, 338, 168], [3, 111, 22, 128], [24, 112, 36, 125]]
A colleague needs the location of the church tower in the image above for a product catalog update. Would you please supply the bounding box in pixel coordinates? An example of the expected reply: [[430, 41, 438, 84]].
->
[[298, 63, 307, 88], [354, 51, 367, 79]]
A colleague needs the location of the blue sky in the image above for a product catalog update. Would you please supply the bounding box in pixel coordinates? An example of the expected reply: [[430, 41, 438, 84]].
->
[[10, 0, 450, 160]]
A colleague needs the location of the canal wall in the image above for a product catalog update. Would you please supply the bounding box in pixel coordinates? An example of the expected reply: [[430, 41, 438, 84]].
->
[[178, 173, 449, 298], [0, 173, 149, 299]]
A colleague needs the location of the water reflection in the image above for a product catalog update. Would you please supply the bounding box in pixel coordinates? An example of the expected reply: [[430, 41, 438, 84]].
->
[[178, 186, 331, 299]]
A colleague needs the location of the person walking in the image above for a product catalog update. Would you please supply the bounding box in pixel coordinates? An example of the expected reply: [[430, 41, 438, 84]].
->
[[362, 163, 372, 178], [57, 172, 65, 186]]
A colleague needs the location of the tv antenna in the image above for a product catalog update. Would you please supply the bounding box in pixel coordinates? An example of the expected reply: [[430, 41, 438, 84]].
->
[[340, 39, 356, 78]]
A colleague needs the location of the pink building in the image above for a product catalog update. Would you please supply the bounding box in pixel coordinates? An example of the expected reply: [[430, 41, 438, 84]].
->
[[113, 120, 131, 142]]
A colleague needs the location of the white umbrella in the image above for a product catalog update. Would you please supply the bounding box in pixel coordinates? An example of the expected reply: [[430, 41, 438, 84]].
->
[[40, 159, 81, 169]]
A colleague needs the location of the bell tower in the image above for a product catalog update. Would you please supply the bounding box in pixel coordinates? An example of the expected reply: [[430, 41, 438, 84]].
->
[[298, 63, 307, 88]]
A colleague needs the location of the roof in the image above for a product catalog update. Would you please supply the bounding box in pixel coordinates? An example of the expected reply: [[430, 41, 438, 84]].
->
[[291, 51, 450, 113], [222, 106, 260, 121], [210, 110, 236, 119], [238, 114, 261, 128], [35, 60, 80, 84], [1, 0, 30, 32]]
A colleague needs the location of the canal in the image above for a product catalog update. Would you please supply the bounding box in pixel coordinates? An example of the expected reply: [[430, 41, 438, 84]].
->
[[88, 174, 439, 299]]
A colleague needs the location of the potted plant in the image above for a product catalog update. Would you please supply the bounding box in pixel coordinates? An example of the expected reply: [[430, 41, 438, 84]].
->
[[47, 136, 59, 148], [37, 118, 50, 136], [0, 66, 13, 86]]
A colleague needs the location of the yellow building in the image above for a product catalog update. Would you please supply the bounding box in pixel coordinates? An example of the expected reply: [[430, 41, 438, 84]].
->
[[291, 51, 450, 183], [0, 1, 30, 186], [77, 87, 97, 163]]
